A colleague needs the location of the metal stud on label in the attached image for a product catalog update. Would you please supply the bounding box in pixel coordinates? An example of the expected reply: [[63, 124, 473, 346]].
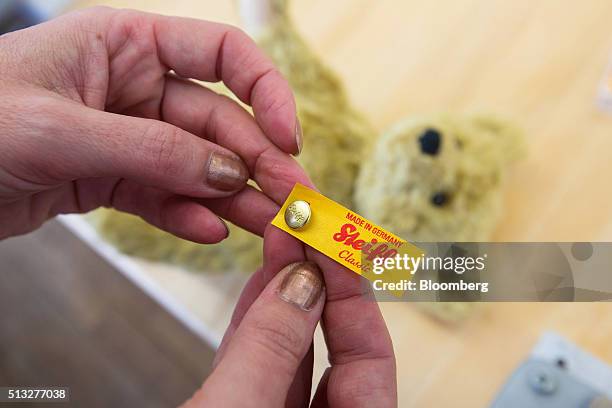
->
[[284, 200, 311, 229]]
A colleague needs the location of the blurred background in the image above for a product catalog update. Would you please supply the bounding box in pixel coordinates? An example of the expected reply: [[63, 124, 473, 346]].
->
[[1, 0, 612, 407]]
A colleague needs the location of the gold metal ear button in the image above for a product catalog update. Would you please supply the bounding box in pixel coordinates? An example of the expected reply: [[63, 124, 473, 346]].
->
[[284, 200, 311, 229]]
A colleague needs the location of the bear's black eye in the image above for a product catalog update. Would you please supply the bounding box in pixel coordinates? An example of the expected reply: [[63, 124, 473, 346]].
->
[[431, 191, 450, 207], [418, 128, 442, 155]]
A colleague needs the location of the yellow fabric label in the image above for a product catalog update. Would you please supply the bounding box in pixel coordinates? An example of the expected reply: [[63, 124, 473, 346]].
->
[[271, 184, 424, 296]]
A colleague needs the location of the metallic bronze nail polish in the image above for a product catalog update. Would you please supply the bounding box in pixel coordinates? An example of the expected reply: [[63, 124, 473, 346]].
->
[[206, 152, 249, 191], [278, 262, 324, 311], [295, 119, 303, 156]]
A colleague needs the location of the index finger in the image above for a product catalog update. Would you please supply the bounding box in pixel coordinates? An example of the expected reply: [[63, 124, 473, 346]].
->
[[160, 76, 313, 206], [138, 12, 300, 155]]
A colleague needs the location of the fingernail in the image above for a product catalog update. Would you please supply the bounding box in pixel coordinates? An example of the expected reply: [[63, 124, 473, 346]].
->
[[294, 118, 303, 156], [278, 262, 324, 311], [218, 217, 230, 238], [206, 152, 249, 191]]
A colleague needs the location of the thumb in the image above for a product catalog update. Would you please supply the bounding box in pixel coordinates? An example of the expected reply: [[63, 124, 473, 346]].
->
[[185, 262, 325, 408], [21, 98, 249, 197]]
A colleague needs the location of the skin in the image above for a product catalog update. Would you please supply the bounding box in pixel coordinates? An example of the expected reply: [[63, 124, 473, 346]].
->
[[187, 226, 399, 408], [0, 7, 396, 407]]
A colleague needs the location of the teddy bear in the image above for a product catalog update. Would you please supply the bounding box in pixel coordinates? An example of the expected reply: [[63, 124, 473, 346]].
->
[[96, 0, 524, 321]]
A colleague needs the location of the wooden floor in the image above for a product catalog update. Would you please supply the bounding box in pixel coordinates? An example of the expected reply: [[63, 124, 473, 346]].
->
[[0, 221, 215, 408]]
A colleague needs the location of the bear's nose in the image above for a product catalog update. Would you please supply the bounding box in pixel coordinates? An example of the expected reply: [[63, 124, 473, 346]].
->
[[418, 128, 441, 155]]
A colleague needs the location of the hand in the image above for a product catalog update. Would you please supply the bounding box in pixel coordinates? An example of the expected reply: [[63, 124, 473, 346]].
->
[[183, 226, 397, 408], [0, 7, 310, 240]]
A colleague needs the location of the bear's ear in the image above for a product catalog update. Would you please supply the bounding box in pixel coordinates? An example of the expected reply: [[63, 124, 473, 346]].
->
[[469, 114, 526, 164]]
